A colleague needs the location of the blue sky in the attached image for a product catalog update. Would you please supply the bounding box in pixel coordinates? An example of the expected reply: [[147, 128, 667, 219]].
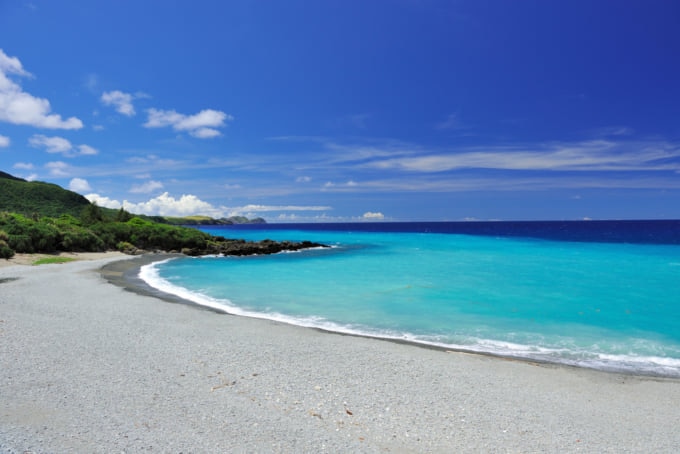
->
[[1, 1, 679, 221]]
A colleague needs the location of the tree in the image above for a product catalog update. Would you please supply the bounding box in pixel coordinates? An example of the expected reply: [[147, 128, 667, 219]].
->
[[115, 207, 133, 222], [80, 202, 104, 225]]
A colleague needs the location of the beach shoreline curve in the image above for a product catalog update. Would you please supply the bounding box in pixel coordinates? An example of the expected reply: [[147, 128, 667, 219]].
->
[[116, 254, 680, 380], [1, 254, 680, 452]]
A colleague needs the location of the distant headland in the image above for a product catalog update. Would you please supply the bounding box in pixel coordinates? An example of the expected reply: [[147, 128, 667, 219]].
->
[[0, 171, 324, 260]]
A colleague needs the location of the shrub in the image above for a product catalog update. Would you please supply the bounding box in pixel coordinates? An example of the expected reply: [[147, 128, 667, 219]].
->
[[0, 240, 14, 259], [29, 221, 60, 252], [8, 234, 32, 253], [116, 241, 136, 254], [0, 228, 13, 258], [60, 229, 105, 252], [0, 213, 58, 252]]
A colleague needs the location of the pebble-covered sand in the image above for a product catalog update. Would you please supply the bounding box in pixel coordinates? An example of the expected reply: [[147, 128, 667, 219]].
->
[[1, 254, 680, 453]]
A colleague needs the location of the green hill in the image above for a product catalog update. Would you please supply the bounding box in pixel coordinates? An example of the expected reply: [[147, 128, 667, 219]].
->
[[0, 171, 91, 218], [0, 170, 266, 224], [0, 171, 313, 260]]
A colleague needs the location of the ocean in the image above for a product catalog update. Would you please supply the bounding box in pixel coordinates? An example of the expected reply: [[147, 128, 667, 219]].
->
[[139, 221, 680, 377]]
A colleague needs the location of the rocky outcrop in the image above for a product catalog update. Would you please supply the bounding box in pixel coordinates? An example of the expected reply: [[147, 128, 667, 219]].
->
[[180, 239, 327, 257]]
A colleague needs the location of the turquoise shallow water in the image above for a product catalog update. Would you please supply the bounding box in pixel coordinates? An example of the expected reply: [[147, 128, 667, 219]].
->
[[140, 224, 680, 377]]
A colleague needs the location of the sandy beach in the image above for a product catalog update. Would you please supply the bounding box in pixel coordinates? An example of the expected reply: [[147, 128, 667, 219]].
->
[[0, 251, 128, 268], [1, 254, 679, 452]]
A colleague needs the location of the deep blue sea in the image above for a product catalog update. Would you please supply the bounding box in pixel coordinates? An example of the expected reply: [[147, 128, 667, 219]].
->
[[139, 221, 680, 377]]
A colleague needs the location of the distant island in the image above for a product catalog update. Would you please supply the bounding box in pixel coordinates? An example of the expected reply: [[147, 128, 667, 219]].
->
[[0, 171, 323, 260]]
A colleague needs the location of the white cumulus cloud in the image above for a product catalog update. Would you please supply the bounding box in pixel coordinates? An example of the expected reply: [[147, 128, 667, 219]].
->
[[29, 134, 98, 157], [124, 192, 223, 217], [0, 134, 9, 147], [191, 127, 222, 139], [362, 211, 385, 220], [87, 192, 222, 217], [85, 192, 332, 219], [144, 108, 233, 138], [0, 49, 83, 129], [101, 90, 136, 116], [69, 177, 92, 193], [0, 50, 32, 77], [84, 194, 122, 209]]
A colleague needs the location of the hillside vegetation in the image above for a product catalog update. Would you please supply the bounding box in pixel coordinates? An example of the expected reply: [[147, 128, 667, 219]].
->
[[0, 210, 321, 260], [0, 171, 320, 260], [0, 171, 264, 225], [0, 210, 209, 257], [0, 171, 91, 218]]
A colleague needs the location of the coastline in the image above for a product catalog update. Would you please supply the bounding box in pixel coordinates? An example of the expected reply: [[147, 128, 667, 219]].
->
[[119, 254, 680, 379], [1, 255, 680, 452], [99, 253, 219, 311]]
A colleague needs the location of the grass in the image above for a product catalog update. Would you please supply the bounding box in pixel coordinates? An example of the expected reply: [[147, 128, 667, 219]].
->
[[32, 257, 77, 266]]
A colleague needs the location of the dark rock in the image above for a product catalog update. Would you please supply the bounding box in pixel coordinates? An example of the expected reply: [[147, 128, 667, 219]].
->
[[201, 238, 327, 257]]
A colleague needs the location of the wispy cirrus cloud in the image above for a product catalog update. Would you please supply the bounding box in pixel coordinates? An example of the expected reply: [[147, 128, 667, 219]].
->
[[28, 134, 99, 157], [280, 134, 680, 174], [129, 180, 164, 194], [365, 140, 680, 172], [125, 154, 182, 166], [435, 113, 468, 130], [235, 204, 332, 212], [335, 112, 371, 129], [29, 134, 70, 153], [144, 108, 233, 138], [590, 125, 635, 137], [266, 136, 680, 194], [0, 49, 83, 129], [322, 180, 358, 190], [45, 161, 70, 177], [320, 172, 680, 193]]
